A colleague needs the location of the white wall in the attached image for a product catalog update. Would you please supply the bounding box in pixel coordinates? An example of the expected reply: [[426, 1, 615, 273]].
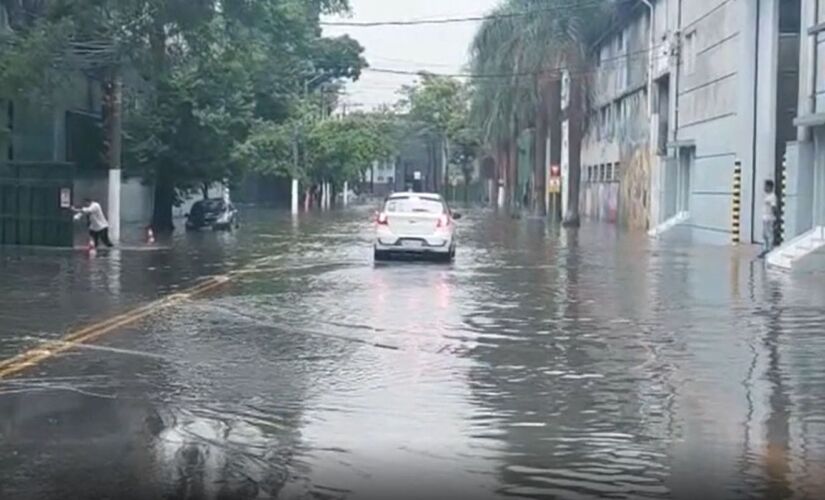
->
[[121, 178, 154, 223], [673, 0, 759, 243]]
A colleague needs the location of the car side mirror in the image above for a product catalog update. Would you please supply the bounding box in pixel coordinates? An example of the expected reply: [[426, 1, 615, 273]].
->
[[452, 212, 462, 220]]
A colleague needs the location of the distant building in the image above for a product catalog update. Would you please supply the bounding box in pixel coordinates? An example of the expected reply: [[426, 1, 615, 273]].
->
[[369, 159, 396, 197], [393, 130, 444, 194]]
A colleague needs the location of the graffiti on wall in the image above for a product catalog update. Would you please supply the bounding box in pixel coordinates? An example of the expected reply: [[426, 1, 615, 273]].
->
[[580, 88, 650, 229], [618, 147, 650, 230], [581, 182, 619, 223]]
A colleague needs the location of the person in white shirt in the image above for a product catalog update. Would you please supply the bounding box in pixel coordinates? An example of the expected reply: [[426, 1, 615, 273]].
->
[[74, 198, 113, 248], [761, 179, 778, 257]]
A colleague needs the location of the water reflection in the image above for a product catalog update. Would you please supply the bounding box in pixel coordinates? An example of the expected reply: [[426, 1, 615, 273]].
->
[[2, 207, 825, 499]]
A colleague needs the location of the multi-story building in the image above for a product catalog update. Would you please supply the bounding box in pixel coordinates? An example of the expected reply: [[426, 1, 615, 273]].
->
[[773, 0, 825, 268], [581, 2, 653, 228], [580, 0, 820, 263], [1, 2, 156, 246]]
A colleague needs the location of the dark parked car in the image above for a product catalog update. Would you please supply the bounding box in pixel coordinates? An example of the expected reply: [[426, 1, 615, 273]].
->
[[185, 199, 239, 231]]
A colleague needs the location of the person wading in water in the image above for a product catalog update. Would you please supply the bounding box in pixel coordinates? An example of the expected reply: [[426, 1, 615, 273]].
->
[[74, 198, 114, 249]]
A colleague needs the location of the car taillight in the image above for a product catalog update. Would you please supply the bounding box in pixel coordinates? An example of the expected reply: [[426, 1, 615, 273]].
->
[[376, 212, 388, 225], [436, 214, 450, 229]]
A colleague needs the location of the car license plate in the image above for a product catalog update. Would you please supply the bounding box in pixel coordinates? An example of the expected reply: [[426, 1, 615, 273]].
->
[[401, 240, 422, 248]]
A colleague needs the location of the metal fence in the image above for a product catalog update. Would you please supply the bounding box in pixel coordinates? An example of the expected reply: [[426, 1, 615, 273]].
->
[[0, 162, 75, 247]]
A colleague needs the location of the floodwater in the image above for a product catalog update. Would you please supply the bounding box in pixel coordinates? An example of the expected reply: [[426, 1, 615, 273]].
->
[[1, 206, 825, 500]]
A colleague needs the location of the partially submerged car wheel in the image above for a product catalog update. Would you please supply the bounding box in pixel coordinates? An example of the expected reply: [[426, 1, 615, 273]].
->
[[374, 249, 390, 262], [436, 251, 453, 263]]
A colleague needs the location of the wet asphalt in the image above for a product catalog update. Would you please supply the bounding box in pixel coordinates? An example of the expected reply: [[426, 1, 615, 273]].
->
[[1, 206, 825, 500]]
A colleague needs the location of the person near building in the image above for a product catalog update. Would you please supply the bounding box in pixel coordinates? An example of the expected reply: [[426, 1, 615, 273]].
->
[[761, 179, 778, 257], [74, 198, 113, 248]]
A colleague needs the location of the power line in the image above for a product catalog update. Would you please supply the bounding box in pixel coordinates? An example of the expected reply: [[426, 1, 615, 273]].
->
[[368, 55, 459, 69], [362, 44, 667, 80], [320, 0, 610, 27]]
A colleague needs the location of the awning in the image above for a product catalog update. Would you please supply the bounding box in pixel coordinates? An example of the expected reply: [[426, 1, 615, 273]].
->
[[794, 113, 825, 127], [667, 139, 696, 149]]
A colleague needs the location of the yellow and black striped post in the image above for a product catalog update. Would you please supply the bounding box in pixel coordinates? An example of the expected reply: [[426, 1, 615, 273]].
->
[[731, 160, 742, 244], [779, 154, 787, 244]]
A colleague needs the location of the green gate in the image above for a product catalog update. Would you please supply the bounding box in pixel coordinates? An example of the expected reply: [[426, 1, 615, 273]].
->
[[0, 162, 75, 247]]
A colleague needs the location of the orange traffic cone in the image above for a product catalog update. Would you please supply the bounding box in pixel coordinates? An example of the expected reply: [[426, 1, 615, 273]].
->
[[146, 227, 156, 245]]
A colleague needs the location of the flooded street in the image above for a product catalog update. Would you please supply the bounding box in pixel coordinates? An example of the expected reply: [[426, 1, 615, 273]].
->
[[2, 207, 825, 500]]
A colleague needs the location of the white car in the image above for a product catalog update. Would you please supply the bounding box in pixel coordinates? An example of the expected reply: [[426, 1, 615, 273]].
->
[[373, 192, 461, 262]]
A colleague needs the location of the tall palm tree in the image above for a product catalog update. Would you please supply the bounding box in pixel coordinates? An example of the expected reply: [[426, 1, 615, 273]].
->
[[469, 3, 521, 209], [469, 0, 615, 219]]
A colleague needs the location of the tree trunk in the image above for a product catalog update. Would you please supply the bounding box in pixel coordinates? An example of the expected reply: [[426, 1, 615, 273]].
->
[[463, 167, 472, 204], [424, 140, 433, 191], [548, 78, 563, 220], [491, 150, 501, 208], [152, 168, 175, 232], [563, 71, 584, 227], [509, 122, 519, 211], [501, 141, 511, 208], [150, 17, 167, 80], [149, 15, 171, 232], [534, 88, 549, 215], [442, 136, 450, 199], [431, 137, 440, 192], [201, 182, 209, 199]]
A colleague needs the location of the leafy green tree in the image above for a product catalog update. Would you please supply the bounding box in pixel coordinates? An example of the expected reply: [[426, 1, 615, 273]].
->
[[236, 105, 398, 195], [306, 113, 396, 185], [399, 74, 471, 195], [450, 126, 482, 203], [1, 0, 367, 230], [469, 0, 614, 219]]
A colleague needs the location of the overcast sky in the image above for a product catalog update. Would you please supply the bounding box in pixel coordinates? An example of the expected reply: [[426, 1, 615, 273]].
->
[[323, 0, 501, 111]]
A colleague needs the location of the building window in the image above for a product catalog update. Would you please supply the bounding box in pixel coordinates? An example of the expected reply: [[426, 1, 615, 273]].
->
[[684, 30, 697, 75], [615, 29, 628, 91], [616, 30, 626, 55]]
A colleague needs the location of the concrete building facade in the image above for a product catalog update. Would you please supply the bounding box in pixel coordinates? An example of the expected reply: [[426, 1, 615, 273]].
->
[[581, 0, 815, 255], [770, 0, 825, 268], [653, 0, 805, 248], [582, 3, 653, 228]]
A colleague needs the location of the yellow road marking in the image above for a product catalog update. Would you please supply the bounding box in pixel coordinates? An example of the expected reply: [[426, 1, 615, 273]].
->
[[0, 276, 230, 380]]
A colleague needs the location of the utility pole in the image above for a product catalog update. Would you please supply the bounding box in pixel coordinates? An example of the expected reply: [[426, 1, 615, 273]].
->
[[297, 74, 328, 213], [291, 124, 299, 215], [103, 68, 122, 242]]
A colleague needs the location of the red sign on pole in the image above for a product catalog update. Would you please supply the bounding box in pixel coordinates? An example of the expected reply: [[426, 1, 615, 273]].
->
[[548, 164, 561, 194]]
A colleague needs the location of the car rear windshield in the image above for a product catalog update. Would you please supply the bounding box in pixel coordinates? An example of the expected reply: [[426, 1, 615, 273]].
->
[[385, 196, 444, 214], [195, 200, 225, 213]]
